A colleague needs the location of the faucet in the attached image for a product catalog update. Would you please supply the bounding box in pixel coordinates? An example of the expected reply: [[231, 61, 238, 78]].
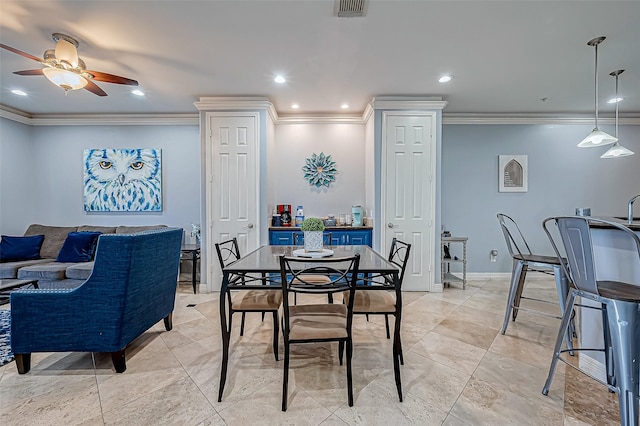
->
[[628, 194, 640, 224]]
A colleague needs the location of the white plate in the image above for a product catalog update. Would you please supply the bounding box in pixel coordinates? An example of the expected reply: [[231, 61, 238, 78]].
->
[[292, 248, 334, 258]]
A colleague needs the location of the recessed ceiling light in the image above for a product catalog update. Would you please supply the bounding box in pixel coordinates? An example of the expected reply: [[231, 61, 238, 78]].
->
[[341, 103, 349, 109], [11, 89, 27, 96], [274, 75, 286, 84], [607, 97, 623, 104], [131, 89, 145, 96], [291, 103, 299, 109], [439, 75, 453, 83]]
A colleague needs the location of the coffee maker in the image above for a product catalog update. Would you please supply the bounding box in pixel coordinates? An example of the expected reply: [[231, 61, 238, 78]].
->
[[277, 204, 292, 227]]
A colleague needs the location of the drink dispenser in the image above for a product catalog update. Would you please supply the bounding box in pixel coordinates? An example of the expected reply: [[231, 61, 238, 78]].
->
[[352, 205, 364, 227]]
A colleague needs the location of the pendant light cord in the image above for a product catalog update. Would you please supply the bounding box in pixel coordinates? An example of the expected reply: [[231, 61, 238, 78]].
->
[[614, 73, 619, 138], [594, 43, 599, 129]]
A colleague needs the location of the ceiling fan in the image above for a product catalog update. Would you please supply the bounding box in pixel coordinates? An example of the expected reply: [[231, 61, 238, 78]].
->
[[1, 33, 138, 96]]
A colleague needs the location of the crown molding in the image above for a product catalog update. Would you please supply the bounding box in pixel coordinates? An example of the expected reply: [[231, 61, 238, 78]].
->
[[31, 114, 199, 126], [370, 96, 448, 111], [195, 96, 280, 123], [3, 103, 640, 126], [276, 114, 366, 124], [194, 96, 275, 111], [443, 113, 640, 125], [0, 105, 198, 125], [0, 105, 31, 125]]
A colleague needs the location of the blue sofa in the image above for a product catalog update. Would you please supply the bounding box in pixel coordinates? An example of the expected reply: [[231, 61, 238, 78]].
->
[[10, 227, 183, 374]]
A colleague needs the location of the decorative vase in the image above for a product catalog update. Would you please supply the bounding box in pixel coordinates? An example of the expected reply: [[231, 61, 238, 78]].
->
[[304, 231, 323, 252]]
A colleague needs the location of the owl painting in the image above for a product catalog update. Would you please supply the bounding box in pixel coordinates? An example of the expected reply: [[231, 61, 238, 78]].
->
[[83, 148, 162, 211]]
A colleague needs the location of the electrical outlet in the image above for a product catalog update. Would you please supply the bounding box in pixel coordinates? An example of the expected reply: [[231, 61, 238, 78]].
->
[[490, 249, 498, 263]]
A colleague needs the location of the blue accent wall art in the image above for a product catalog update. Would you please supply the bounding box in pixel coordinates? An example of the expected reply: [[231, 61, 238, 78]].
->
[[83, 148, 162, 211]]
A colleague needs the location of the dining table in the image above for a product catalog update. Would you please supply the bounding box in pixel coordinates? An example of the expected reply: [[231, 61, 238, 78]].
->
[[217, 244, 403, 402]]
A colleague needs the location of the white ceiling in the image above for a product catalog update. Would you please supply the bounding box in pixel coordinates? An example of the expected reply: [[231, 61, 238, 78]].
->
[[1, 0, 639, 117]]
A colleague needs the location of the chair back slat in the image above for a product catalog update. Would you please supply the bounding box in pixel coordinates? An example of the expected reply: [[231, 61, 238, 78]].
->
[[388, 238, 411, 286], [497, 213, 533, 258], [559, 217, 598, 294], [279, 254, 360, 331], [551, 216, 640, 296], [215, 238, 241, 269]]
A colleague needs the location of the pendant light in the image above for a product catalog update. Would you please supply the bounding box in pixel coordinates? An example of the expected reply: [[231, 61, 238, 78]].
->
[[578, 36, 618, 148], [601, 70, 634, 158]]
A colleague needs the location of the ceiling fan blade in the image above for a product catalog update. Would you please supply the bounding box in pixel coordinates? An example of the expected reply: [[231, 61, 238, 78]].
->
[[0, 43, 43, 62], [84, 80, 108, 96], [14, 69, 45, 76], [86, 70, 138, 86]]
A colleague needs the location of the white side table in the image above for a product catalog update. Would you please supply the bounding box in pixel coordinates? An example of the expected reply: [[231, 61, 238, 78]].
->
[[441, 236, 468, 289]]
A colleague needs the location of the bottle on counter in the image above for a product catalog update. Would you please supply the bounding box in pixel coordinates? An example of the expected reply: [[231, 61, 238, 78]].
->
[[295, 205, 304, 227]]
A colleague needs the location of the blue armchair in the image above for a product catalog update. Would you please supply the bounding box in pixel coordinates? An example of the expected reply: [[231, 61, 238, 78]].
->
[[10, 227, 183, 374]]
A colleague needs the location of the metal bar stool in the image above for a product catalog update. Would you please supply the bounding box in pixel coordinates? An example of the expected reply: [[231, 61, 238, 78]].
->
[[541, 216, 640, 426], [496, 213, 574, 350]]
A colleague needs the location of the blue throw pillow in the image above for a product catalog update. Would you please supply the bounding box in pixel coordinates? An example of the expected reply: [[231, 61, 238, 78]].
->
[[56, 232, 102, 263], [0, 235, 45, 261]]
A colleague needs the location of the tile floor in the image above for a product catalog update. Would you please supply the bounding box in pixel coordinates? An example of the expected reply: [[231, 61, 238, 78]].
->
[[0, 279, 621, 425]]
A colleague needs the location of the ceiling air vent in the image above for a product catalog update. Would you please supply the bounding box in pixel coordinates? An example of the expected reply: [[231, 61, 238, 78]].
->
[[335, 0, 367, 17]]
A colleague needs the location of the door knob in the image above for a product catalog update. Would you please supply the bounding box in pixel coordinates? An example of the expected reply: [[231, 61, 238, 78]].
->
[[388, 223, 394, 228], [247, 223, 254, 229]]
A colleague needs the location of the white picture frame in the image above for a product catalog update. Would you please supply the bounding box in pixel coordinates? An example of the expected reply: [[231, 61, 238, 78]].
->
[[499, 155, 528, 193]]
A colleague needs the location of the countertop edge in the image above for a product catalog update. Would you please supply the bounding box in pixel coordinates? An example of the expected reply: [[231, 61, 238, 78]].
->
[[269, 226, 373, 231], [588, 216, 640, 231]]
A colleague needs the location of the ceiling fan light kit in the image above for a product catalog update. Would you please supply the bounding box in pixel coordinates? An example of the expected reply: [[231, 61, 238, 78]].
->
[[1, 32, 138, 96], [578, 36, 618, 148], [42, 67, 88, 91]]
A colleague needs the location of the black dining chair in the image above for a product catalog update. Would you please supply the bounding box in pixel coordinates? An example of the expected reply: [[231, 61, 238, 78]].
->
[[541, 216, 640, 426], [344, 238, 411, 368], [278, 253, 360, 411], [215, 238, 282, 360]]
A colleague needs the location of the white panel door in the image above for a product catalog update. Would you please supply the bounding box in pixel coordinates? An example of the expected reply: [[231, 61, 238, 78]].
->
[[383, 113, 435, 291], [206, 112, 259, 289]]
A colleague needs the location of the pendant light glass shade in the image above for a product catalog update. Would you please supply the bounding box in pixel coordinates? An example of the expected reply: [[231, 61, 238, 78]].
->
[[578, 36, 617, 148], [600, 143, 634, 158], [601, 69, 634, 158], [578, 129, 618, 147]]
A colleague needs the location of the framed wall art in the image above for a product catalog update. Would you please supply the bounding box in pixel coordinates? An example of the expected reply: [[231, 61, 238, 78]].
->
[[83, 148, 162, 211], [499, 154, 528, 193]]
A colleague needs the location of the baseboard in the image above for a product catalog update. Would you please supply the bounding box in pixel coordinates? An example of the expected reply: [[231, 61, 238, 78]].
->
[[431, 282, 444, 293]]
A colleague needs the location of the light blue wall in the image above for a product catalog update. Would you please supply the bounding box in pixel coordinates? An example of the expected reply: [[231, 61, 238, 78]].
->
[[3, 116, 638, 275], [441, 123, 640, 273], [0, 118, 35, 234], [0, 118, 200, 239]]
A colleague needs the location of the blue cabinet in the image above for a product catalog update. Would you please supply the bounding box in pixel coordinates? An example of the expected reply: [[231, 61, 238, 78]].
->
[[269, 231, 294, 245], [269, 228, 372, 247]]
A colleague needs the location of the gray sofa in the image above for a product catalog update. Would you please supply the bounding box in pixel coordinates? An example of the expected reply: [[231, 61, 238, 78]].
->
[[1, 224, 167, 289]]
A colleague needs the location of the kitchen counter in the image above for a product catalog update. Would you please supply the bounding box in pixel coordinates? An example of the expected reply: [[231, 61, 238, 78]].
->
[[588, 216, 640, 230], [269, 226, 373, 230]]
